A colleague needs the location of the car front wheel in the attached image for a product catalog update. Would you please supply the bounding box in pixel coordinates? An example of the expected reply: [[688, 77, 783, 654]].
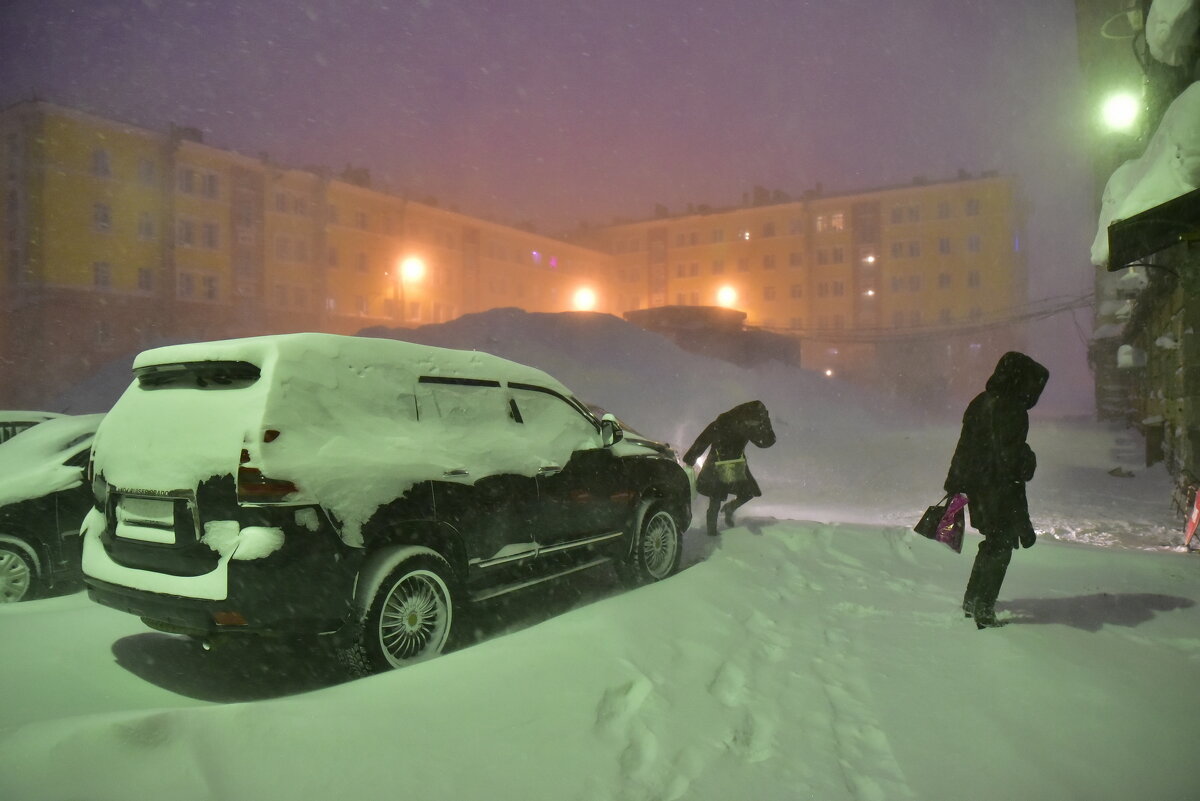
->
[[616, 503, 682, 586], [0, 543, 37, 603], [362, 553, 456, 672]]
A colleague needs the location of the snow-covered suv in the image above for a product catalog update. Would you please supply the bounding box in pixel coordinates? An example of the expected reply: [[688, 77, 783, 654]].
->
[[82, 333, 693, 671]]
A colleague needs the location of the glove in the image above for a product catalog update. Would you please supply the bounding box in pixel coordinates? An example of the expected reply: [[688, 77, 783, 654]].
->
[[1019, 527, 1036, 549]]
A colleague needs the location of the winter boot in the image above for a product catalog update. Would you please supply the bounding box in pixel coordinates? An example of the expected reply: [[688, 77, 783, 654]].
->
[[706, 501, 721, 537]]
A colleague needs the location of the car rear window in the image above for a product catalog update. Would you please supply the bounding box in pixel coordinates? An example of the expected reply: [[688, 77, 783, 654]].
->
[[134, 360, 261, 390]]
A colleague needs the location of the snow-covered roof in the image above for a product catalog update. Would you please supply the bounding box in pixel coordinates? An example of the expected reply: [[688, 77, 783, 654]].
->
[[1091, 81, 1200, 266], [1147, 0, 1200, 66]]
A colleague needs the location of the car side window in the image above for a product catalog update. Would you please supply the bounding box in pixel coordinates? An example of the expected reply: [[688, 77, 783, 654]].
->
[[417, 377, 510, 427], [510, 385, 599, 459]]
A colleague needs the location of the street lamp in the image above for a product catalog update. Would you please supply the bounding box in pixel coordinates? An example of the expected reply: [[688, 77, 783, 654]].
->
[[1100, 91, 1140, 133], [573, 286, 597, 311], [716, 285, 737, 307], [396, 256, 426, 325]]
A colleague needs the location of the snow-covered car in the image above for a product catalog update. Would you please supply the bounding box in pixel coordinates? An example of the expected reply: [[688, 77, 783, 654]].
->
[[82, 333, 693, 672], [0, 413, 103, 602], [0, 410, 64, 445]]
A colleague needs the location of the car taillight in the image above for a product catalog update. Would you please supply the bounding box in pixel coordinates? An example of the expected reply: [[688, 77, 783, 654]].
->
[[237, 430, 296, 502], [237, 466, 299, 502]]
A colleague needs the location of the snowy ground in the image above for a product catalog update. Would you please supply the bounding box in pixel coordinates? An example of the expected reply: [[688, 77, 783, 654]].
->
[[4, 310, 1198, 800]]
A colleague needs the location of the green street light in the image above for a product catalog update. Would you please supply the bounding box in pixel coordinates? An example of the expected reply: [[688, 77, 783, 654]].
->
[[1100, 91, 1140, 132]]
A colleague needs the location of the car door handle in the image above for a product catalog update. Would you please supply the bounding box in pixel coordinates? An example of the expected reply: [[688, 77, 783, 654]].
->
[[443, 468, 470, 477], [537, 465, 562, 476]]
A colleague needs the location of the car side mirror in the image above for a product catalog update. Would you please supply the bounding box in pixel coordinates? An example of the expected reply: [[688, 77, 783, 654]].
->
[[601, 413, 624, 447]]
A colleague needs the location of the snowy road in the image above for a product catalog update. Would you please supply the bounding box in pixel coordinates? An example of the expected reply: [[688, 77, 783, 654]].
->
[[2, 517, 1198, 801]]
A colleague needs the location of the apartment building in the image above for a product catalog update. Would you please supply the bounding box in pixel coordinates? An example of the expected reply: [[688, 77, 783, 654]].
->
[[1, 100, 1027, 409], [582, 176, 1028, 401]]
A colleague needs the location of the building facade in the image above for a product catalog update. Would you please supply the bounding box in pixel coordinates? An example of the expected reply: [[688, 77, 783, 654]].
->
[[2, 100, 1027, 410]]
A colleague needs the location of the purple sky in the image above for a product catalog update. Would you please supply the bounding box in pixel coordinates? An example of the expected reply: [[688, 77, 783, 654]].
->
[[1, 0, 1097, 407]]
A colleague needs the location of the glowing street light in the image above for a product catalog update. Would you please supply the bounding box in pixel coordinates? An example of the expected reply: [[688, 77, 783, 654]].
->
[[1101, 91, 1140, 132], [395, 256, 426, 324], [573, 286, 597, 311], [716, 285, 738, 307]]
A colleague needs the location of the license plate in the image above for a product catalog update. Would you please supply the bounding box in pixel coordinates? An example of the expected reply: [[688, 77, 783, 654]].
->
[[115, 497, 177, 544]]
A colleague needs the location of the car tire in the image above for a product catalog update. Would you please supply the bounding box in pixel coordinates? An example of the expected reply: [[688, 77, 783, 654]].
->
[[360, 552, 457, 673], [0, 542, 38, 603], [615, 502, 683, 587]]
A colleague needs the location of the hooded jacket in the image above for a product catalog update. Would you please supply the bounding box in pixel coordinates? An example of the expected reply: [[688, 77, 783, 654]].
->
[[684, 400, 776, 498], [944, 351, 1049, 544]]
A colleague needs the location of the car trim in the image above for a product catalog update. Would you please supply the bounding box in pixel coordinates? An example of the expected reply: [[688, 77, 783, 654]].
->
[[470, 556, 611, 603], [469, 529, 624, 570]]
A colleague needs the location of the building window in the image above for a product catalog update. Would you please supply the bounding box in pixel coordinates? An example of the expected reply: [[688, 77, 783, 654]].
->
[[138, 159, 157, 186], [817, 249, 828, 266], [92, 261, 111, 288], [890, 242, 903, 258], [202, 275, 218, 301], [711, 229, 724, 243], [967, 235, 982, 252], [689, 262, 700, 276], [938, 272, 951, 288], [763, 254, 776, 270], [178, 272, 195, 298], [908, 275, 922, 291], [676, 263, 686, 278], [137, 267, 154, 291], [202, 221, 219, 249], [818, 283, 828, 298], [937, 201, 950, 219], [202, 173, 219, 199], [967, 270, 982, 288], [91, 149, 111, 177], [832, 247, 844, 263], [790, 284, 803, 298], [815, 215, 828, 233], [177, 168, 196, 194], [938, 237, 951, 254], [294, 197, 308, 216], [688, 232, 699, 246], [789, 252, 802, 267], [830, 212, 845, 231], [965, 198, 981, 216], [176, 219, 195, 247], [907, 205, 920, 222], [832, 281, 844, 296], [890, 207, 904, 224], [907, 241, 921, 257], [93, 203, 112, 232], [891, 276, 903, 292], [789, 218, 803, 235], [137, 212, 156, 240], [764, 286, 776, 301]]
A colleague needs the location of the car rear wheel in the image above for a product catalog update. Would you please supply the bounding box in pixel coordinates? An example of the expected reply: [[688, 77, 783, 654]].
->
[[616, 503, 682, 586], [0, 543, 37, 603], [362, 553, 456, 672]]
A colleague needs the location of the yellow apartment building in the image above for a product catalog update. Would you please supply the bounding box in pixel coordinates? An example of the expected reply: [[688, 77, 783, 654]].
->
[[1, 100, 1026, 408]]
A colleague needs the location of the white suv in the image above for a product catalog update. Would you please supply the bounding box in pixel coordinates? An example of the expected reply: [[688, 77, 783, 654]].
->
[[82, 334, 693, 672]]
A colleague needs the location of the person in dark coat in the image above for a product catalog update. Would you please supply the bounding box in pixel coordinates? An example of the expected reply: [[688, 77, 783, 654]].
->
[[945, 351, 1049, 629], [683, 400, 777, 536]]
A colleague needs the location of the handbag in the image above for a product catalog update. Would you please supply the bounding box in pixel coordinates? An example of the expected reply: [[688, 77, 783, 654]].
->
[[915, 495, 949, 538], [713, 457, 748, 484], [915, 493, 968, 553]]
